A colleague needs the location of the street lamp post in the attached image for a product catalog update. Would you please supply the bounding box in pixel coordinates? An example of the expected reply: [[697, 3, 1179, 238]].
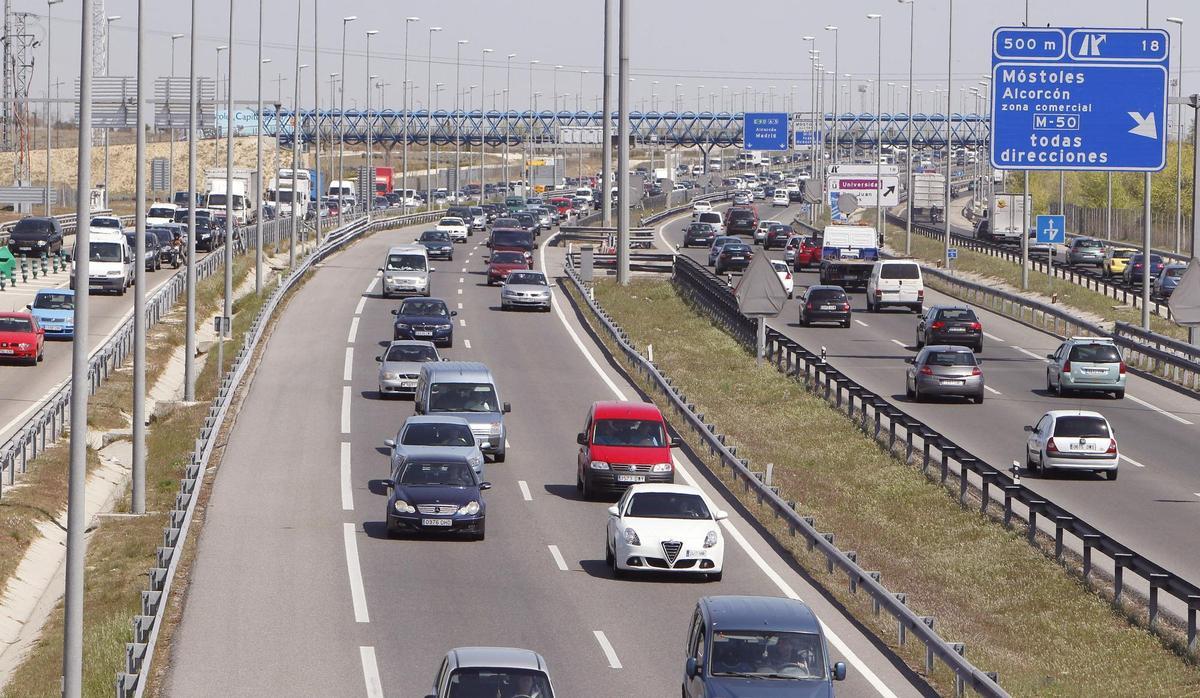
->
[[943, 0, 953, 269], [454, 39, 469, 198], [338, 15, 356, 227], [366, 29, 379, 221], [402, 16, 419, 209], [258, 49, 270, 294], [824, 25, 839, 165], [553, 64, 563, 187], [868, 13, 883, 246], [311, 0, 320, 240], [168, 32, 184, 197], [1168, 17, 1184, 253], [505, 53, 515, 192], [426, 26, 442, 206], [132, 0, 147, 516], [104, 14, 120, 205], [527, 59, 539, 189], [222, 0, 235, 384], [480, 48, 494, 202], [215, 43, 226, 162], [601, 0, 613, 225], [43, 0, 62, 216], [185, 0, 198, 401]]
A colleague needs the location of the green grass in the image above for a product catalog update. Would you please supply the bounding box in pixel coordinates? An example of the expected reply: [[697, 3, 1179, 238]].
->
[[582, 278, 1200, 697]]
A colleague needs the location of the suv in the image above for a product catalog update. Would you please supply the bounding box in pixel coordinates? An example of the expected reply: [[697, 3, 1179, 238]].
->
[[1065, 237, 1106, 267], [916, 305, 983, 352], [1045, 337, 1126, 398], [8, 217, 64, 257], [427, 647, 555, 698], [576, 400, 680, 499], [725, 206, 758, 236], [380, 245, 433, 297]]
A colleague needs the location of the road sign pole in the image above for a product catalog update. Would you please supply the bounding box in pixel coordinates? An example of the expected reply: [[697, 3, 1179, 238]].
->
[[943, 0, 953, 270], [616, 0, 630, 285], [1190, 94, 1200, 346], [756, 316, 765, 366], [601, 0, 613, 228], [1143, 172, 1152, 329], [133, 0, 147, 515], [185, 0, 198, 402]]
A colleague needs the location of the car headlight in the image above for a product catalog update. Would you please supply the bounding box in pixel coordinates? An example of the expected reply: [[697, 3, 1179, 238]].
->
[[469, 454, 482, 466], [704, 530, 719, 548], [650, 462, 672, 473], [589, 460, 610, 470], [36, 240, 46, 246], [457, 501, 481, 516], [623, 528, 641, 546], [395, 323, 410, 330], [489, 421, 502, 435], [393, 500, 415, 514], [382, 371, 399, 380]]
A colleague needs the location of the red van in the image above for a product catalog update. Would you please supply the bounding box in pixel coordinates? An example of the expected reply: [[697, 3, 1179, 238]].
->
[[576, 401, 680, 499]]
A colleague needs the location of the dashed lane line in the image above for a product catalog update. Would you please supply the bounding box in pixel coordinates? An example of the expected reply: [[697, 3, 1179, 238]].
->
[[340, 442, 354, 510], [342, 523, 370, 623], [548, 545, 569, 571], [518, 480, 532, 501], [347, 317, 360, 344], [359, 647, 384, 697], [592, 630, 623, 669]]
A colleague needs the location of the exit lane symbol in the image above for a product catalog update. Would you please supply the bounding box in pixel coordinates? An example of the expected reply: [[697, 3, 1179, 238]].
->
[[1128, 112, 1157, 139]]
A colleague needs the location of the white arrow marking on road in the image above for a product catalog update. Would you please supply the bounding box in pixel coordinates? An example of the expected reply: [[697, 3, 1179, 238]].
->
[[1128, 112, 1158, 139]]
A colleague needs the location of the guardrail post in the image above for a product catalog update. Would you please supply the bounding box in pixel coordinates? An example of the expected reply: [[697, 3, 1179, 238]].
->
[[1026, 500, 1047, 544], [896, 593, 908, 646], [979, 472, 996, 514], [1002, 485, 1022, 529], [868, 572, 882, 615], [950, 643, 966, 697], [1148, 573, 1169, 630], [1113, 553, 1133, 603], [940, 446, 955, 485], [957, 456, 975, 505], [921, 617, 936, 674], [1081, 534, 1102, 578], [1053, 516, 1074, 562], [1188, 595, 1200, 653]]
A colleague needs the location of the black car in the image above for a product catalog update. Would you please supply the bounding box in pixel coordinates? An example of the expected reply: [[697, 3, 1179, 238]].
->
[[383, 455, 490, 539], [683, 222, 719, 248], [193, 219, 222, 251], [492, 216, 520, 230], [417, 230, 454, 260], [150, 228, 181, 268], [799, 285, 851, 327], [1122, 253, 1166, 287], [714, 242, 752, 274], [512, 212, 539, 235], [8, 217, 64, 257], [916, 305, 983, 352], [392, 297, 456, 348], [124, 232, 163, 271], [764, 223, 793, 250], [725, 207, 758, 236]]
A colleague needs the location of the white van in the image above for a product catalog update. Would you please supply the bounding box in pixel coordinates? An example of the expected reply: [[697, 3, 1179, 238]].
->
[[867, 259, 924, 313], [146, 203, 179, 227], [695, 211, 724, 229], [71, 231, 134, 295], [772, 190, 790, 207], [380, 244, 433, 298], [574, 187, 594, 204]]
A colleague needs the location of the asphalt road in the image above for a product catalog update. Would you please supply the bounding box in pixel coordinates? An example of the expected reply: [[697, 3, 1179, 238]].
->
[[664, 201, 1200, 605], [166, 211, 932, 696]]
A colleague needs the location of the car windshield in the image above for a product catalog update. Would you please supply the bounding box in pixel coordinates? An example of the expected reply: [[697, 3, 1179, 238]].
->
[[494, 218, 519, 228], [386, 254, 427, 272], [506, 272, 546, 286], [90, 217, 120, 228], [148, 208, 174, 218], [428, 383, 499, 413], [1053, 416, 1110, 438], [399, 300, 448, 317], [592, 418, 666, 447], [1112, 249, 1134, 259], [13, 219, 53, 235], [397, 460, 476, 487], [401, 422, 474, 447], [937, 308, 977, 322], [493, 252, 526, 265], [710, 631, 827, 680], [626, 492, 710, 519], [384, 344, 438, 362], [881, 263, 921, 280], [491, 231, 533, 248], [90, 242, 123, 263], [419, 231, 450, 243], [0, 317, 33, 332], [771, 261, 789, 273], [925, 351, 977, 367], [33, 292, 73, 310], [1068, 344, 1122, 363], [446, 668, 554, 698], [439, 218, 464, 226], [1166, 266, 1185, 278]]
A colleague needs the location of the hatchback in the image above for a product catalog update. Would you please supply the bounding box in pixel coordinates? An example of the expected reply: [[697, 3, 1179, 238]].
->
[[1122, 253, 1165, 286], [798, 285, 850, 327], [905, 346, 984, 403], [1102, 247, 1135, 278], [376, 340, 440, 397], [683, 222, 719, 248], [1066, 237, 1106, 267], [427, 647, 555, 698], [916, 306, 983, 352], [707, 236, 741, 267], [1153, 263, 1186, 299], [715, 242, 752, 274], [1024, 410, 1118, 479], [1045, 337, 1125, 398]]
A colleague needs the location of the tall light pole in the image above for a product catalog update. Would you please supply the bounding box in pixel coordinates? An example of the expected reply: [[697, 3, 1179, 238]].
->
[[480, 47, 494, 201], [426, 26, 442, 206], [185, 0, 198, 401], [366, 29, 379, 221], [214, 43, 227, 163], [1168, 16, 1184, 253], [943, 0, 953, 269], [824, 25, 839, 165], [257, 42, 269, 295], [168, 32, 184, 197], [553, 64, 563, 187], [601, 0, 614, 225], [338, 15, 356, 227], [616, 0, 630, 285], [43, 0, 62, 216], [868, 13, 883, 244], [104, 14, 120, 204], [132, 0, 147, 518], [527, 59, 539, 189], [505, 53, 516, 192], [402, 16, 419, 207], [454, 39, 469, 197], [290, 56, 308, 269], [223, 0, 235, 384]]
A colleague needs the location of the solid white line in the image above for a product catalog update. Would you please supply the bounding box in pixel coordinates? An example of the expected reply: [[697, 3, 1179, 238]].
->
[[342, 523, 370, 622], [984, 385, 1002, 395], [359, 647, 384, 698], [464, 339, 472, 349], [592, 630, 623, 669], [1011, 345, 1045, 360], [1121, 454, 1147, 468], [1194, 492, 1200, 499], [459, 318, 466, 327], [341, 386, 352, 434], [340, 442, 354, 510], [354, 296, 367, 315], [854, 319, 869, 327], [343, 348, 354, 381], [983, 331, 1004, 342], [548, 544, 569, 571], [889, 339, 906, 347], [347, 316, 360, 344], [1125, 394, 1194, 425], [364, 275, 380, 294], [518, 480, 532, 501]]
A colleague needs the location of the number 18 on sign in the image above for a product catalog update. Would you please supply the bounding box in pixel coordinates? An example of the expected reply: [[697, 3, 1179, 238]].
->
[[990, 27, 1169, 172]]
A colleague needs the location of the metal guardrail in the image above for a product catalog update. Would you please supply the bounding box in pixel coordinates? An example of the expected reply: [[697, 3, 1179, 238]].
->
[[564, 253, 1007, 697], [671, 253, 1200, 657], [114, 207, 443, 697]]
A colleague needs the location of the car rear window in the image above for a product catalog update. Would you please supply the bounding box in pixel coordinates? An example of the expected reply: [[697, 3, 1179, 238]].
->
[[492, 251, 526, 264], [880, 263, 921, 280], [730, 211, 755, 222], [699, 213, 721, 224], [926, 351, 977, 367], [1053, 416, 1110, 438], [937, 308, 977, 322], [1068, 344, 1122, 363], [1075, 239, 1104, 248], [491, 230, 533, 249], [809, 289, 846, 301]]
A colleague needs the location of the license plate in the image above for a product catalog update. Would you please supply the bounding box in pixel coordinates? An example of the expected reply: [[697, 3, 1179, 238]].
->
[[1082, 368, 1106, 375], [415, 331, 433, 337], [730, 256, 745, 261], [616, 474, 645, 483], [821, 305, 836, 311], [685, 550, 708, 558], [0, 349, 12, 355], [939, 379, 964, 385], [421, 518, 454, 527], [400, 380, 417, 388], [949, 327, 965, 332]]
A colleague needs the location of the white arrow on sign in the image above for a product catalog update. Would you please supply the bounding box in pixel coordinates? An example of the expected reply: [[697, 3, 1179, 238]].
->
[[1128, 111, 1158, 139]]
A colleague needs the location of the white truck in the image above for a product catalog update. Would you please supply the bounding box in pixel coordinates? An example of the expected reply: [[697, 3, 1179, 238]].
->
[[818, 225, 880, 289], [910, 172, 946, 224], [975, 193, 1027, 244], [205, 167, 258, 225], [269, 168, 312, 218], [327, 180, 358, 209]]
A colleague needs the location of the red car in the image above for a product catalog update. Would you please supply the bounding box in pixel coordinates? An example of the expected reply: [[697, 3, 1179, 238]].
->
[[0, 312, 45, 364], [792, 236, 823, 270], [549, 197, 573, 217], [487, 250, 532, 285], [575, 400, 680, 498]]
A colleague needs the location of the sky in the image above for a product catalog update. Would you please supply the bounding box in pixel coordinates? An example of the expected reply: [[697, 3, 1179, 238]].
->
[[15, 0, 1200, 117]]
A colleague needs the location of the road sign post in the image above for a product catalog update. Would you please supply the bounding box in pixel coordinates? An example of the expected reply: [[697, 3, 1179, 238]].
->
[[947, 247, 958, 272], [734, 254, 788, 365], [1037, 214, 1066, 296], [743, 112, 790, 151]]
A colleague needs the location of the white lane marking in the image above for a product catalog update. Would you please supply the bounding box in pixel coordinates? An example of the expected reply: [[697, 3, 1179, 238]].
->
[[364, 274, 380, 294], [1125, 394, 1194, 426], [854, 319, 869, 327], [592, 630, 623, 669], [1122, 454, 1147, 468], [347, 316, 360, 344], [458, 288, 463, 295], [459, 277, 465, 283], [343, 348, 354, 381], [518, 480, 532, 501], [1012, 345, 1045, 360], [548, 544, 569, 571], [354, 296, 367, 315], [341, 386, 352, 434], [464, 339, 472, 349], [1194, 492, 1200, 499], [889, 339, 906, 347], [457, 302, 463, 310], [461, 267, 467, 273], [984, 385, 1002, 396], [505, 438, 511, 449], [459, 318, 466, 327], [340, 442, 354, 510], [360, 647, 384, 697], [983, 331, 1004, 342], [342, 523, 370, 622]]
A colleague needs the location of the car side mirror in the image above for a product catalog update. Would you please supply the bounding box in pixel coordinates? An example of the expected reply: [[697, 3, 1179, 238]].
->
[[430, 267, 436, 273], [686, 657, 700, 678], [669, 436, 682, 448], [607, 505, 619, 517], [502, 402, 511, 413], [450, 310, 458, 316], [1045, 354, 1055, 360], [833, 662, 847, 681], [715, 510, 729, 521], [1023, 425, 1034, 432], [479, 482, 492, 491], [478, 440, 490, 449], [382, 479, 394, 489], [25, 304, 31, 310], [391, 309, 399, 315], [375, 356, 382, 362], [384, 438, 395, 448], [378, 267, 384, 272], [576, 432, 587, 446]]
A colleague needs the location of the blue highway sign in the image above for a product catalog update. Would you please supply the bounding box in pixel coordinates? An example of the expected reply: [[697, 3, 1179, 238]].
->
[[1036, 215, 1066, 244], [990, 27, 1169, 172], [744, 113, 789, 151], [947, 248, 958, 260]]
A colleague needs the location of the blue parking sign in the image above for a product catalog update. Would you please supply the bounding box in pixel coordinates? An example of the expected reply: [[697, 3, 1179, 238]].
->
[[1036, 215, 1066, 244]]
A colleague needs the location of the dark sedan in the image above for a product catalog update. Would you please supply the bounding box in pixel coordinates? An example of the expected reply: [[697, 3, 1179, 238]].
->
[[916, 305, 983, 352], [798, 285, 851, 327], [725, 207, 758, 236], [150, 228, 182, 268], [682, 222, 719, 248], [714, 242, 752, 275], [392, 297, 456, 347], [417, 230, 454, 260], [764, 222, 793, 250], [383, 455, 490, 540], [124, 232, 163, 271], [1121, 253, 1165, 287]]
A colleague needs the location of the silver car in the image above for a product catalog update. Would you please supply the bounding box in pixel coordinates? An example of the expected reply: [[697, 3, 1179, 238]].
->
[[905, 345, 985, 403], [1024, 410, 1118, 480], [376, 340, 440, 397], [500, 269, 553, 311], [385, 416, 487, 479]]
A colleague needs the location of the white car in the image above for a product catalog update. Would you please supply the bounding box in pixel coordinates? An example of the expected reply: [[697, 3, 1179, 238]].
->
[[772, 190, 790, 207], [692, 200, 713, 215], [753, 220, 775, 245], [1024, 410, 1118, 480], [605, 483, 727, 581], [436, 216, 469, 243], [770, 259, 794, 299]]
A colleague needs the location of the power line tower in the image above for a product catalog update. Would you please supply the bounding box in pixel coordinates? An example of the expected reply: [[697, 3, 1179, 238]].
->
[[1, 4, 39, 182]]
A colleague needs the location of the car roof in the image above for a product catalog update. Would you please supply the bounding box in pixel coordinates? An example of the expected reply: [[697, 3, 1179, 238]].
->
[[805, 285, 845, 292], [700, 595, 822, 634], [1045, 410, 1106, 420], [403, 415, 470, 426], [388, 244, 427, 254], [625, 483, 704, 496], [923, 344, 975, 352], [448, 647, 547, 672], [34, 288, 73, 297], [591, 400, 664, 420], [1066, 336, 1114, 344], [387, 339, 436, 348], [422, 361, 494, 382], [0, 311, 33, 319]]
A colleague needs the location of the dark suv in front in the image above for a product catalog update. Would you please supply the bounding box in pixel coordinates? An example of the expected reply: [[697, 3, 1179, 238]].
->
[[725, 206, 758, 236], [8, 217, 64, 257]]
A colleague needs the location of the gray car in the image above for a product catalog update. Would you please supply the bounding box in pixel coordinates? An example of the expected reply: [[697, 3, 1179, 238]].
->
[[426, 647, 555, 698], [500, 269, 552, 311], [1065, 237, 1106, 267], [905, 345, 985, 403], [376, 340, 440, 397], [385, 416, 486, 479]]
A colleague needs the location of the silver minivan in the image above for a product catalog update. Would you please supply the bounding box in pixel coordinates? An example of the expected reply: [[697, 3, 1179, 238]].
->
[[380, 244, 432, 297], [415, 361, 511, 462]]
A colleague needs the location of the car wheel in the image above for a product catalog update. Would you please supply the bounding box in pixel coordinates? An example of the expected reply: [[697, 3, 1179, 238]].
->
[[905, 378, 914, 398], [972, 391, 984, 404], [1113, 389, 1125, 399], [707, 570, 723, 582], [798, 313, 808, 327], [974, 341, 983, 354], [610, 539, 624, 578], [474, 519, 486, 541], [581, 474, 594, 501], [605, 537, 614, 566], [912, 304, 923, 315], [841, 318, 850, 328], [385, 519, 400, 539], [912, 382, 922, 403], [865, 297, 874, 312], [1105, 469, 1118, 481]]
